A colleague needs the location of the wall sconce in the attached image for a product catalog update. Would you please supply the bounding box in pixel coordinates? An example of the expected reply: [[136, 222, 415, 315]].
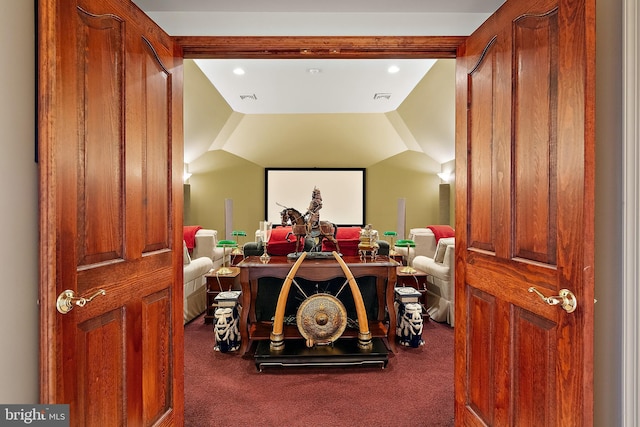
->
[[183, 163, 192, 183], [437, 171, 453, 183]]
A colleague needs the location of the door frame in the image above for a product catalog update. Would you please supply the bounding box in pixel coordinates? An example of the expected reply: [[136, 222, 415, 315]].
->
[[175, 36, 465, 59], [622, 0, 639, 425]]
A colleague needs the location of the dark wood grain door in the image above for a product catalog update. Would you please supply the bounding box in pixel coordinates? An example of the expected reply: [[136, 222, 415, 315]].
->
[[455, 0, 595, 425], [38, 0, 184, 425]]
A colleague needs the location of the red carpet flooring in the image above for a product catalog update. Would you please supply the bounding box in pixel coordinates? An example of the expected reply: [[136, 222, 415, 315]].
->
[[184, 314, 454, 426]]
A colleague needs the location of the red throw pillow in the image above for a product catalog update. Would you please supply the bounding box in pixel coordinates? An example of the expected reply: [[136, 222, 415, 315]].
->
[[266, 227, 298, 255], [426, 225, 455, 243], [322, 227, 361, 255]]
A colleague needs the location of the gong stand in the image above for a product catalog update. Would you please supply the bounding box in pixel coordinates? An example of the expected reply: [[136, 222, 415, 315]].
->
[[257, 251, 388, 370], [270, 251, 372, 351]]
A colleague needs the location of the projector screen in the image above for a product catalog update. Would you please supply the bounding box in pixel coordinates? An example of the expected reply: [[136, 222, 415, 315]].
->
[[265, 168, 365, 227]]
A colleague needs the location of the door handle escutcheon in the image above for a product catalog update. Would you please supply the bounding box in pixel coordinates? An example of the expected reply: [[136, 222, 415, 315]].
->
[[528, 287, 577, 313], [56, 289, 106, 314]]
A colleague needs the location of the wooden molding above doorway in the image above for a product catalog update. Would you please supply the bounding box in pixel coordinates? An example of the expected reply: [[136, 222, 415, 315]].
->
[[174, 36, 466, 59]]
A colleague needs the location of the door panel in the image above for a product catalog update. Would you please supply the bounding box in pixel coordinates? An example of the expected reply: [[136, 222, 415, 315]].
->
[[467, 289, 496, 423], [38, 0, 184, 425], [456, 0, 595, 425], [141, 289, 172, 424], [512, 309, 556, 426], [77, 310, 126, 426], [140, 38, 171, 253], [513, 11, 559, 264], [467, 37, 498, 254], [77, 9, 125, 268]]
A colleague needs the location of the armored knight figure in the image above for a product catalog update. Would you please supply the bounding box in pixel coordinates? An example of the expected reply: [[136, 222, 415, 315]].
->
[[305, 187, 323, 233]]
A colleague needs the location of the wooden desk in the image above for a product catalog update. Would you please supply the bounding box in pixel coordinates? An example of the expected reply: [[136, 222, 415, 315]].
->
[[237, 255, 400, 355]]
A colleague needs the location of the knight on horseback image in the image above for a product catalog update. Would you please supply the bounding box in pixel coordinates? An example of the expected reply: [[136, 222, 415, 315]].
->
[[304, 186, 323, 236], [278, 187, 340, 257]]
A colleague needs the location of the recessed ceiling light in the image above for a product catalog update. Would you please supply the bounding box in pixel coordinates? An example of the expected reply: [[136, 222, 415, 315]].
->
[[387, 65, 400, 74], [233, 67, 245, 76], [307, 68, 322, 74]]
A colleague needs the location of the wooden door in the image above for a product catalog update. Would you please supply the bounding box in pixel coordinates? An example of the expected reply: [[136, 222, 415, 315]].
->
[[455, 0, 595, 425], [38, 0, 184, 425]]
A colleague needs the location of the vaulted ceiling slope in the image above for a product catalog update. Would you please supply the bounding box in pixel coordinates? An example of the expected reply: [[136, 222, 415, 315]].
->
[[132, 1, 505, 170], [184, 58, 456, 170]]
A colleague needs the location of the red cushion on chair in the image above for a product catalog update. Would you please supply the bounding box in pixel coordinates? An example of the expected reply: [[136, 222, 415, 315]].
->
[[266, 227, 297, 255], [322, 227, 361, 255], [426, 225, 455, 243]]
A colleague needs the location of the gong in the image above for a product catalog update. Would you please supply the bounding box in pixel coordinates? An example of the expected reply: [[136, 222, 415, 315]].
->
[[296, 293, 347, 347]]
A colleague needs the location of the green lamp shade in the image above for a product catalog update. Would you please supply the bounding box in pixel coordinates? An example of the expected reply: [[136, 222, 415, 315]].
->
[[232, 231, 247, 237], [384, 231, 397, 236], [217, 240, 237, 247], [395, 239, 415, 248]]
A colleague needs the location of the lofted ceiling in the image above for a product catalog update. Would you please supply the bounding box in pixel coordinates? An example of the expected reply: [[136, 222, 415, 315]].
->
[[192, 58, 438, 115], [132, 0, 505, 169]]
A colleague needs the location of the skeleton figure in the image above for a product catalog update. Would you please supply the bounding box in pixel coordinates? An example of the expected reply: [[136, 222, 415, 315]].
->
[[305, 187, 323, 233], [395, 301, 424, 348], [214, 305, 241, 352]]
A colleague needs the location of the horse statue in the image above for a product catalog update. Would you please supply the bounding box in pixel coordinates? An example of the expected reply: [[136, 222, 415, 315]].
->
[[279, 206, 340, 254]]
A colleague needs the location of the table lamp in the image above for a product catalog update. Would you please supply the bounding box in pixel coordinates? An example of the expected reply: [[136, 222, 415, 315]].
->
[[395, 239, 416, 274], [231, 230, 246, 255], [216, 240, 237, 275], [384, 231, 398, 255]]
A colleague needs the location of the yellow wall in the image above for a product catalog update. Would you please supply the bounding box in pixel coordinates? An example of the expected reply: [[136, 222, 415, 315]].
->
[[183, 59, 234, 163], [187, 150, 263, 240], [442, 158, 456, 225], [398, 59, 455, 163], [186, 149, 450, 240], [182, 57, 457, 238]]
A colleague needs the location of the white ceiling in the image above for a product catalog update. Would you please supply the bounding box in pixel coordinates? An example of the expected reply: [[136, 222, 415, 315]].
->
[[132, 0, 504, 115], [133, 0, 503, 14], [131, 1, 505, 167], [193, 58, 437, 114], [132, 0, 504, 37]]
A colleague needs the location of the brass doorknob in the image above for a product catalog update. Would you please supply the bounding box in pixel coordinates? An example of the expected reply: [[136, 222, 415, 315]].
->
[[528, 287, 577, 313], [56, 289, 106, 314]]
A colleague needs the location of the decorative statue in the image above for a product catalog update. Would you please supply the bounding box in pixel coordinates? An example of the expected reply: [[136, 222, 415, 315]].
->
[[280, 206, 340, 254], [358, 223, 379, 260], [214, 305, 241, 353], [304, 186, 323, 233], [395, 301, 424, 348], [277, 187, 340, 255]]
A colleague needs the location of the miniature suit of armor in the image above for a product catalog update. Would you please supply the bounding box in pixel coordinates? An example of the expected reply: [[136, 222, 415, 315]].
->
[[305, 187, 323, 232]]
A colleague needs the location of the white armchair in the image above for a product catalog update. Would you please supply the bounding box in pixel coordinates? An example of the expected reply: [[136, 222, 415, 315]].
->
[[412, 237, 455, 327], [183, 241, 213, 324], [191, 229, 228, 270], [394, 228, 438, 265]]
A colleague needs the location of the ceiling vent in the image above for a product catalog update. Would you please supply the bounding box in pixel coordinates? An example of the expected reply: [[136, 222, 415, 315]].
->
[[373, 93, 391, 100], [240, 94, 258, 100]]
